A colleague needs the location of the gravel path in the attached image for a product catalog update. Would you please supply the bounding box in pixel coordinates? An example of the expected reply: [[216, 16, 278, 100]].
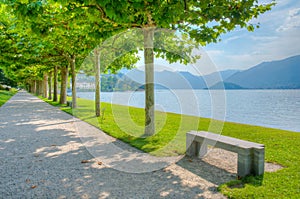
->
[[0, 91, 232, 199]]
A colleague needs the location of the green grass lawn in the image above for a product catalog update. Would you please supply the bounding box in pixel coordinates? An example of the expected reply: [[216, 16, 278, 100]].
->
[[42, 96, 300, 198], [0, 89, 17, 106]]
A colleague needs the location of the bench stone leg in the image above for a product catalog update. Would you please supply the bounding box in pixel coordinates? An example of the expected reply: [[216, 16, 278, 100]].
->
[[186, 135, 194, 156], [186, 138, 200, 157], [237, 150, 252, 177], [186, 135, 208, 158], [252, 148, 265, 176], [199, 141, 208, 158]]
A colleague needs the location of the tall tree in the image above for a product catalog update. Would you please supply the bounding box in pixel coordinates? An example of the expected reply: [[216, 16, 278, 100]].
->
[[81, 40, 139, 117], [48, 71, 52, 100], [50, 0, 274, 135], [43, 73, 48, 98], [3, 1, 99, 107], [53, 65, 58, 101], [94, 48, 101, 116], [3, 0, 274, 135], [0, 3, 67, 97], [59, 65, 68, 104]]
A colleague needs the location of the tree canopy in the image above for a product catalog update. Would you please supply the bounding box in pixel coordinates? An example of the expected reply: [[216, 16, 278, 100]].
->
[[0, 0, 274, 135]]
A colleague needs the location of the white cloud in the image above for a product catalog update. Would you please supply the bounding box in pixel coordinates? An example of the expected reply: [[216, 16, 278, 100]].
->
[[206, 50, 224, 57], [223, 36, 243, 44], [277, 8, 300, 32], [203, 0, 300, 71], [250, 36, 278, 41], [216, 30, 300, 70]]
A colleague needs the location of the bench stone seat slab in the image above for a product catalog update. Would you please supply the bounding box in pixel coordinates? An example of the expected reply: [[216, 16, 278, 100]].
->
[[186, 131, 265, 177]]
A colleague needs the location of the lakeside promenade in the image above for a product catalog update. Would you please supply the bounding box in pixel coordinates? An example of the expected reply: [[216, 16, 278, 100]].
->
[[0, 91, 229, 199]]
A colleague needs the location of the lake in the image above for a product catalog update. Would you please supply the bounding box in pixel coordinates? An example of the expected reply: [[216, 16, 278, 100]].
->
[[77, 89, 300, 132]]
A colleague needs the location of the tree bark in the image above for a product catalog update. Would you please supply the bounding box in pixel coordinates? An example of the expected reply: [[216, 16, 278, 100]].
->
[[35, 80, 38, 95], [48, 71, 52, 100], [43, 73, 48, 98], [33, 80, 36, 94], [70, 55, 77, 108], [53, 66, 58, 102], [25, 81, 28, 92], [35, 80, 40, 95], [143, 27, 155, 136], [59, 66, 68, 104], [26, 81, 30, 92], [94, 48, 101, 117], [38, 80, 43, 96], [29, 81, 31, 93], [29, 80, 33, 93]]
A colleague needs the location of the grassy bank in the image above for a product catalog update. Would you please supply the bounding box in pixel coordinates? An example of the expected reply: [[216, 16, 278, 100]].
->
[[41, 96, 300, 198], [0, 89, 17, 107]]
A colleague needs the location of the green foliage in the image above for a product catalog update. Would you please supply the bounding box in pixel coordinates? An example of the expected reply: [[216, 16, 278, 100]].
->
[[101, 73, 141, 92], [51, 0, 274, 44], [76, 73, 141, 92], [43, 0, 274, 136], [0, 69, 17, 87], [1, 0, 274, 98], [0, 3, 57, 84]]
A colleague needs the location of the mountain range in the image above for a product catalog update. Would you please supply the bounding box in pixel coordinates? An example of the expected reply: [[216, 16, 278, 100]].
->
[[123, 68, 240, 89], [214, 55, 300, 89], [121, 55, 300, 90], [78, 55, 300, 91]]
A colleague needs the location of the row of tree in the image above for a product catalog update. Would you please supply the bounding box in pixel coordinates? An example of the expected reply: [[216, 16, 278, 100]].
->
[[0, 1, 274, 135]]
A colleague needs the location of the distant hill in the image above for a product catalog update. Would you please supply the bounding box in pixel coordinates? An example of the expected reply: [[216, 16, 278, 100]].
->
[[202, 70, 240, 88], [125, 69, 205, 89], [124, 69, 239, 89], [220, 55, 300, 89], [78, 55, 300, 91], [209, 82, 245, 90], [76, 73, 142, 92]]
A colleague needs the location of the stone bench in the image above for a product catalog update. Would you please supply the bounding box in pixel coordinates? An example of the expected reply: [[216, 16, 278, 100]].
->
[[186, 131, 265, 177]]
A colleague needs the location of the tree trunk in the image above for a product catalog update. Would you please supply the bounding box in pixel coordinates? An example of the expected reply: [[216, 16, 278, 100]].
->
[[38, 80, 43, 96], [143, 27, 155, 136], [29, 80, 33, 93], [26, 81, 30, 92], [35, 80, 38, 95], [59, 66, 68, 104], [53, 66, 58, 102], [33, 80, 36, 94], [43, 73, 48, 98], [70, 55, 77, 108], [35, 80, 40, 95], [48, 71, 52, 100], [94, 48, 101, 117], [29, 81, 32, 93]]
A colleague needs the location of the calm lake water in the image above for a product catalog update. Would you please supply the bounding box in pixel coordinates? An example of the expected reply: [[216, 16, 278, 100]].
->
[[77, 90, 300, 132]]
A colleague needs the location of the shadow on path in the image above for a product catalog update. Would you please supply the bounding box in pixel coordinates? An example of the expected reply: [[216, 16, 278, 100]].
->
[[0, 91, 227, 198]]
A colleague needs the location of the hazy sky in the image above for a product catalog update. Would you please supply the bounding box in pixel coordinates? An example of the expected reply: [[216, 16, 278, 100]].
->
[[204, 0, 300, 71]]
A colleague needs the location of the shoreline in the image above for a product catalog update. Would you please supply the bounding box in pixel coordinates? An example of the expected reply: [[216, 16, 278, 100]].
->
[[74, 89, 300, 133]]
